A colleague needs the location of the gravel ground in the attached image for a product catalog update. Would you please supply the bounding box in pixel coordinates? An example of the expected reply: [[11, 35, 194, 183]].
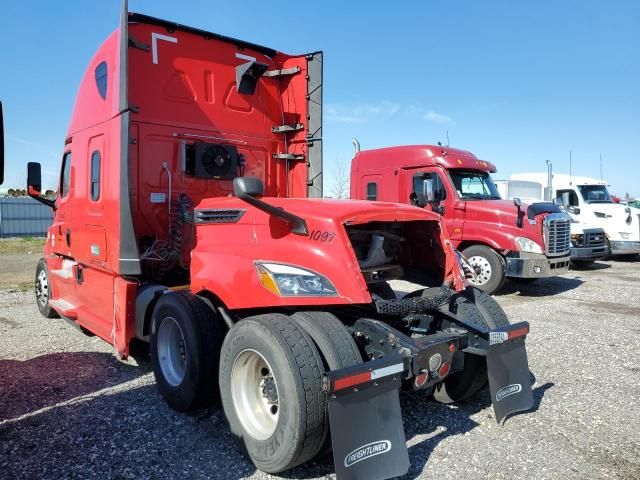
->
[[1, 258, 639, 479]]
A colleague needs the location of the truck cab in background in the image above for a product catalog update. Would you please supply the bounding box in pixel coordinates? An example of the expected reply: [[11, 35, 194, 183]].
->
[[351, 145, 572, 294], [504, 176, 607, 265], [510, 173, 640, 257]]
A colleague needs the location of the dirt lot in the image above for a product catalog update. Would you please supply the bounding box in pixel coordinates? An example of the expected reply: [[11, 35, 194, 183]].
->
[[0, 241, 639, 479]]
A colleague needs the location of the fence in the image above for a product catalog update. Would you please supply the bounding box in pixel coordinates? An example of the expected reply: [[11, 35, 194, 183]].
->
[[0, 197, 54, 238]]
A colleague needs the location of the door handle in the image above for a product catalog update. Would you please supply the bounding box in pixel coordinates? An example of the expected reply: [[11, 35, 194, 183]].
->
[[66, 228, 71, 247]]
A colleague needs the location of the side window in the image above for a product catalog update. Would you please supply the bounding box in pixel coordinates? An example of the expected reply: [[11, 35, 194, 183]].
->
[[95, 61, 108, 100], [556, 189, 578, 207], [433, 174, 447, 202], [413, 173, 447, 201], [366, 182, 377, 201], [90, 151, 101, 201], [60, 152, 72, 198]]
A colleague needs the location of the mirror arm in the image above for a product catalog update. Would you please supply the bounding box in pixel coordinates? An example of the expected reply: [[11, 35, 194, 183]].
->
[[239, 193, 308, 236], [28, 187, 56, 209]]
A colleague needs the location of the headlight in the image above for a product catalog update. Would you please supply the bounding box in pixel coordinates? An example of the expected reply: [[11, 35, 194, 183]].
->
[[255, 262, 338, 297], [514, 236, 544, 254]]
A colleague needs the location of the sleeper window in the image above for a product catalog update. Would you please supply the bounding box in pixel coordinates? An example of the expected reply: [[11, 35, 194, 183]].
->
[[90, 151, 101, 201], [366, 182, 378, 201]]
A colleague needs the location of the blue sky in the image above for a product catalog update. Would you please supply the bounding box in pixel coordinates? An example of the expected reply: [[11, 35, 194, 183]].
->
[[1, 0, 638, 197]]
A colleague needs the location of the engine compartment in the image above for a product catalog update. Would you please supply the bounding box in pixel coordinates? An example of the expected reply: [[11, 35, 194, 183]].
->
[[345, 220, 446, 293]]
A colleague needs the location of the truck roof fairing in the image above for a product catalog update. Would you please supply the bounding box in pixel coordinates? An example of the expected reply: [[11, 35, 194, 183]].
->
[[354, 145, 497, 174]]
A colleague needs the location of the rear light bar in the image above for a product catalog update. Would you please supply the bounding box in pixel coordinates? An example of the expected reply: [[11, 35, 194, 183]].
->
[[325, 358, 405, 393], [489, 322, 530, 345]]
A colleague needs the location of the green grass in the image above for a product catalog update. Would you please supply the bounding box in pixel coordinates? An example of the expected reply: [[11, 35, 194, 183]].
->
[[0, 237, 46, 254]]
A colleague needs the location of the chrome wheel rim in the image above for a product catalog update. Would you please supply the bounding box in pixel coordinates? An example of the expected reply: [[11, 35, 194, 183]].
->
[[157, 316, 187, 387], [36, 269, 49, 307], [231, 349, 279, 440], [467, 255, 492, 286]]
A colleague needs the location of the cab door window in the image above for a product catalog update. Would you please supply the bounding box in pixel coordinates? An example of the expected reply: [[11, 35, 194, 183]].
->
[[556, 189, 579, 207], [60, 152, 72, 198], [412, 172, 447, 204]]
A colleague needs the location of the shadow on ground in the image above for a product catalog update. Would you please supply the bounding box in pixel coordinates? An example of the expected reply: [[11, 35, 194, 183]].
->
[[0, 351, 148, 421], [0, 349, 553, 480], [498, 275, 584, 297], [570, 261, 611, 271]]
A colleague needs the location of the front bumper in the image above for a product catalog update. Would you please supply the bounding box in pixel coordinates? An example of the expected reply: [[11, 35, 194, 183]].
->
[[610, 241, 640, 255], [505, 251, 570, 278], [570, 245, 607, 261]]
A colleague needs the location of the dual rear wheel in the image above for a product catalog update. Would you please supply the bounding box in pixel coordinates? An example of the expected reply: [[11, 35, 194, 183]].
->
[[150, 288, 505, 472], [150, 293, 360, 473]]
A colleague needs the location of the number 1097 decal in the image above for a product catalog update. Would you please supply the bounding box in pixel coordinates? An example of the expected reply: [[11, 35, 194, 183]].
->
[[308, 230, 336, 243]]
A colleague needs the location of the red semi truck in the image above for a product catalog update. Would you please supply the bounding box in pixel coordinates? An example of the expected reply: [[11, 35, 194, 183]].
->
[[12, 5, 534, 479], [351, 144, 572, 294]]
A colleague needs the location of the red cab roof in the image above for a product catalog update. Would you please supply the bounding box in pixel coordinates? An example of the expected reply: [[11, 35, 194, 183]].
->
[[354, 145, 497, 173]]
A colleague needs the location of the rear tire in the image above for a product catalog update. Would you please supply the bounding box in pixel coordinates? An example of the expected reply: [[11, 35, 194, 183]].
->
[[35, 259, 58, 318], [219, 314, 326, 473], [150, 291, 224, 412], [291, 311, 362, 452], [434, 287, 509, 403], [461, 245, 506, 294]]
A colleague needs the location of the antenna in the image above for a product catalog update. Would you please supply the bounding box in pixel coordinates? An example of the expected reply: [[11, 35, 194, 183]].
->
[[599, 153, 603, 180], [569, 150, 572, 186], [446, 130, 450, 147]]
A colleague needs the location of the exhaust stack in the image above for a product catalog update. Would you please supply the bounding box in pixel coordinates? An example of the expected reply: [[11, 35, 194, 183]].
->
[[352, 138, 361, 155], [545, 160, 553, 202]]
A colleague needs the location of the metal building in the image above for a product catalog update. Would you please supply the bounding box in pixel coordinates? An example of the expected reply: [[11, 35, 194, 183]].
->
[[0, 197, 53, 238]]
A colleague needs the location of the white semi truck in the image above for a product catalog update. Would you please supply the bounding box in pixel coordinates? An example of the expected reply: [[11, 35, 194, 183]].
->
[[508, 170, 640, 258]]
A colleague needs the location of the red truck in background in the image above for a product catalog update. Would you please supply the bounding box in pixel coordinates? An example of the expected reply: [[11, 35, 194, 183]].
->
[[351, 143, 572, 294], [6, 4, 535, 479]]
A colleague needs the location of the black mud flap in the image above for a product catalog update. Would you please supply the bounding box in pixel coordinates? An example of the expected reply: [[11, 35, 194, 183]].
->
[[487, 323, 534, 424], [324, 356, 410, 480]]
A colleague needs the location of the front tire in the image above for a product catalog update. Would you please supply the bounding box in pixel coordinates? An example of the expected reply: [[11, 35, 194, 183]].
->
[[434, 287, 509, 403], [150, 291, 224, 412], [219, 314, 326, 473], [35, 259, 58, 318], [462, 245, 506, 294]]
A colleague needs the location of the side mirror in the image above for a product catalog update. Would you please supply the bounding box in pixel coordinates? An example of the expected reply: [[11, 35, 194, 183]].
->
[[233, 176, 264, 198], [513, 197, 524, 228], [424, 178, 435, 203], [561, 192, 570, 208], [27, 162, 55, 208], [0, 101, 4, 185], [568, 206, 580, 215], [27, 162, 42, 195]]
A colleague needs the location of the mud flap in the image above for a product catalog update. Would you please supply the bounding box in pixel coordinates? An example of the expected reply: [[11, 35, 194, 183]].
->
[[487, 333, 534, 424], [325, 357, 410, 480]]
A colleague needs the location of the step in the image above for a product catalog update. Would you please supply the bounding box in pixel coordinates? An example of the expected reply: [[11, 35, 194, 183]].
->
[[49, 298, 78, 318]]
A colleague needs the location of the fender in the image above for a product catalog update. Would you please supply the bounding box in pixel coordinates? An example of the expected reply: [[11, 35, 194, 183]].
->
[[135, 284, 167, 341]]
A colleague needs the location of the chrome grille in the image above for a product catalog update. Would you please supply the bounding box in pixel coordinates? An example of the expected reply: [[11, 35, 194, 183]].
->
[[195, 209, 245, 224], [584, 230, 605, 247], [544, 213, 571, 256]]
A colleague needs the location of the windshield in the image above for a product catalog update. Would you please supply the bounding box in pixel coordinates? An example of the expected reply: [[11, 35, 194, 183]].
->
[[449, 169, 501, 200], [578, 185, 612, 204]]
